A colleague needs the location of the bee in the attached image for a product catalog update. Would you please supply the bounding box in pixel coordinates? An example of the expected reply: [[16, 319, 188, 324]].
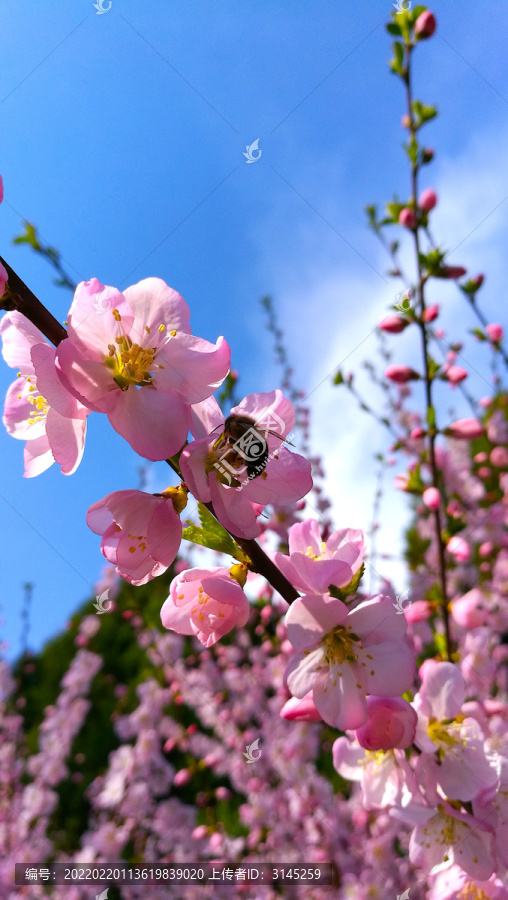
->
[[212, 414, 293, 482]]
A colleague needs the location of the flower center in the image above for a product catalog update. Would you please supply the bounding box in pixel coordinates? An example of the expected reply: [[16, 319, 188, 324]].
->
[[127, 534, 147, 554], [104, 310, 174, 390], [305, 542, 327, 561], [322, 625, 361, 666], [427, 718, 465, 751], [18, 376, 49, 425]]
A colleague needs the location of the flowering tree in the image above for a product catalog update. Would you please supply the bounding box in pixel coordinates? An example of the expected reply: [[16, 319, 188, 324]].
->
[[1, 6, 508, 899]]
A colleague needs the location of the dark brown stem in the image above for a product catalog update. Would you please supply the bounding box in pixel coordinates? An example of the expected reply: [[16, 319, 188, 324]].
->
[[0, 256, 67, 346], [404, 46, 452, 660]]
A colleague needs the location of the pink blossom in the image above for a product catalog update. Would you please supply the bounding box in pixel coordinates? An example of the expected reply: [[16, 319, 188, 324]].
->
[[445, 365, 468, 385], [394, 473, 410, 491], [451, 588, 489, 628], [419, 188, 437, 211], [447, 534, 471, 561], [410, 802, 495, 880], [181, 391, 312, 539], [161, 566, 250, 647], [399, 207, 416, 229], [355, 696, 417, 750], [53, 277, 230, 460], [0, 311, 89, 476], [279, 693, 322, 722], [486, 323, 503, 342], [378, 315, 408, 334], [423, 304, 439, 322], [385, 364, 420, 383], [491, 446, 508, 467], [447, 418, 484, 439], [274, 518, 365, 594], [0, 262, 7, 297], [471, 273, 485, 288], [414, 10, 437, 38], [284, 594, 415, 730], [422, 487, 441, 509], [87, 487, 186, 585], [410, 426, 425, 439], [405, 600, 431, 623]]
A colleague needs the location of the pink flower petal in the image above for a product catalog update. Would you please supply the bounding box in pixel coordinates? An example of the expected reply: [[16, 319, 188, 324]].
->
[[107, 387, 190, 460], [124, 277, 191, 336], [209, 477, 260, 539], [314, 666, 368, 730], [285, 594, 348, 652], [155, 333, 230, 404], [23, 435, 53, 477], [45, 408, 87, 475]]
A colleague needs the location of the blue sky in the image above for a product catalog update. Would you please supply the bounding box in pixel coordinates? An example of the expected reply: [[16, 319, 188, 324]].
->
[[1, 0, 507, 658]]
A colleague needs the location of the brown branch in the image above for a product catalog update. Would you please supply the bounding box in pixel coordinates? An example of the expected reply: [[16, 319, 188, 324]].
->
[[0, 256, 67, 346]]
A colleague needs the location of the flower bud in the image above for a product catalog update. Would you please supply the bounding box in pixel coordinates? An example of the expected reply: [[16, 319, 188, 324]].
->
[[378, 315, 409, 333], [399, 207, 417, 229], [451, 588, 488, 628], [385, 364, 420, 383], [0, 262, 7, 298], [418, 188, 437, 211], [410, 427, 425, 439], [491, 446, 508, 468], [423, 304, 439, 322], [280, 693, 322, 722], [447, 535, 470, 562], [445, 366, 468, 385], [471, 273, 485, 289], [422, 487, 441, 509], [486, 323, 503, 343], [414, 10, 436, 38], [401, 114, 412, 129], [441, 265, 467, 279], [355, 697, 417, 751], [421, 147, 434, 163], [447, 418, 483, 439]]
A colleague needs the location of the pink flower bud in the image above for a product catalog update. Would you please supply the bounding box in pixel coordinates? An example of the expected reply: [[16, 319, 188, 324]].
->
[[355, 697, 418, 751], [192, 825, 208, 840], [422, 487, 441, 509], [399, 207, 417, 229], [405, 600, 432, 623], [401, 114, 412, 129], [471, 274, 484, 288], [385, 364, 420, 383], [479, 396, 492, 408], [0, 262, 7, 298], [423, 304, 439, 322], [378, 315, 409, 334], [421, 147, 434, 163], [447, 418, 483, 439], [280, 693, 322, 722], [174, 768, 191, 786], [479, 541, 494, 558], [447, 535, 470, 562], [410, 427, 425, 439], [419, 188, 437, 211], [474, 451, 488, 463], [491, 446, 508, 467], [451, 588, 488, 628], [414, 10, 437, 38], [394, 473, 410, 491], [215, 787, 231, 800], [441, 265, 467, 279], [478, 466, 492, 479], [486, 323, 503, 342], [445, 366, 468, 385]]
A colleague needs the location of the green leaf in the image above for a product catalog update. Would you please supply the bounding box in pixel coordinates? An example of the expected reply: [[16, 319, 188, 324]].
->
[[386, 22, 402, 36], [427, 356, 441, 380], [426, 405, 436, 429], [333, 369, 344, 385], [390, 41, 405, 75], [12, 221, 41, 251], [181, 523, 237, 557], [470, 327, 486, 341], [328, 563, 365, 602], [197, 503, 232, 541]]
